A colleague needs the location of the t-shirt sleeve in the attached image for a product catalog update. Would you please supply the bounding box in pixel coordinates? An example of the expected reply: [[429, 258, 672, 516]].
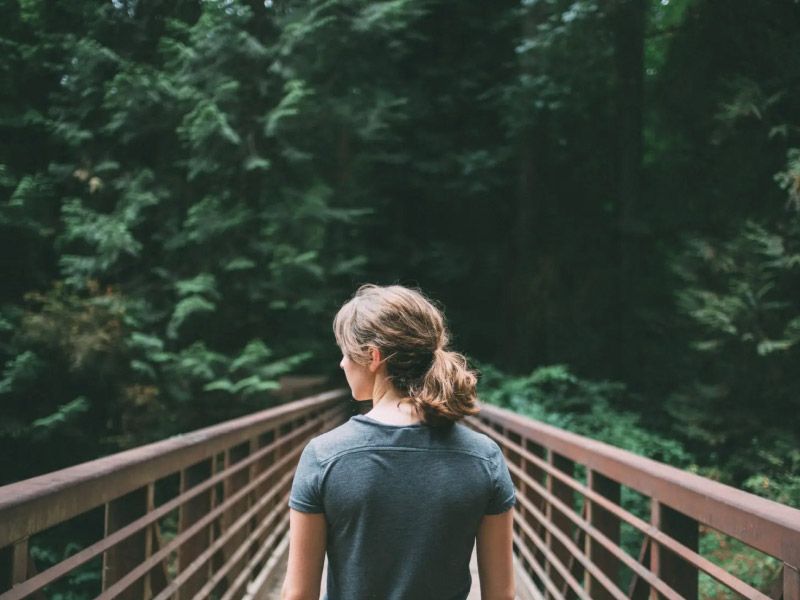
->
[[485, 441, 517, 515], [288, 440, 325, 513]]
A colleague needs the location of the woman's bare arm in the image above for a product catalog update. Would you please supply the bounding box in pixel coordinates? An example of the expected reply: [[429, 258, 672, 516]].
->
[[476, 508, 515, 600], [281, 509, 327, 600]]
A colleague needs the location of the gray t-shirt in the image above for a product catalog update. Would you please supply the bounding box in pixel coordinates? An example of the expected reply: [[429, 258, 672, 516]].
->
[[288, 413, 517, 600]]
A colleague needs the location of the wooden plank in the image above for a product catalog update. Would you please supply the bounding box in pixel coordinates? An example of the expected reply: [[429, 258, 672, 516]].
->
[[243, 522, 291, 600], [513, 550, 545, 600]]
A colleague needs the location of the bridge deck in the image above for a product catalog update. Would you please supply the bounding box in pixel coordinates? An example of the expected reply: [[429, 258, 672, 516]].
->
[[255, 540, 534, 600]]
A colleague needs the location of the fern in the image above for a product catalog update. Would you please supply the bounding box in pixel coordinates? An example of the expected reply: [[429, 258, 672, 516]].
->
[[31, 397, 89, 433], [0, 351, 45, 394]]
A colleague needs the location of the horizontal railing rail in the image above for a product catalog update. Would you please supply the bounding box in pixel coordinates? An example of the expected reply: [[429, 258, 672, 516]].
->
[[0, 389, 350, 599], [467, 403, 800, 600]]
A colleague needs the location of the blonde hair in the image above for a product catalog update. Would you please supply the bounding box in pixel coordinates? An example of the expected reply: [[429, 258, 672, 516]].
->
[[333, 284, 479, 425]]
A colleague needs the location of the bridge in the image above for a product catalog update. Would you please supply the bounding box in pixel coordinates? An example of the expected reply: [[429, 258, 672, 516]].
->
[[0, 390, 798, 599]]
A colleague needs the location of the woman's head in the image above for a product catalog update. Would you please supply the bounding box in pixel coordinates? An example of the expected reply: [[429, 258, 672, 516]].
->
[[333, 284, 479, 425]]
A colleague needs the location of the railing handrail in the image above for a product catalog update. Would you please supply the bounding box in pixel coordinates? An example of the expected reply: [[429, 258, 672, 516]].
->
[[478, 403, 800, 568], [0, 388, 348, 548]]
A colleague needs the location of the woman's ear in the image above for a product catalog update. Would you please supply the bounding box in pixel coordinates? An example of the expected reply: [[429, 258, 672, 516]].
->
[[368, 347, 382, 373]]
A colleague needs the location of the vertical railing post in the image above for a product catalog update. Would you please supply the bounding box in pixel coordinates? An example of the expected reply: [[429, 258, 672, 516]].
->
[[246, 437, 259, 567], [523, 438, 547, 591], [494, 425, 523, 586], [144, 482, 168, 596], [586, 470, 620, 599], [651, 500, 698, 599], [210, 452, 225, 576], [0, 545, 10, 592], [506, 430, 523, 499], [785, 563, 800, 600], [280, 418, 297, 473], [142, 483, 159, 598], [264, 424, 284, 530], [255, 430, 276, 524], [103, 486, 148, 599], [649, 499, 660, 600], [143, 485, 153, 599], [0, 537, 29, 592], [178, 458, 213, 599], [546, 450, 574, 598], [221, 442, 251, 588]]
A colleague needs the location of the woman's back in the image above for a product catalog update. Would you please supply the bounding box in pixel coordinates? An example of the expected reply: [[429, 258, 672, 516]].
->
[[289, 414, 516, 600], [282, 284, 516, 600]]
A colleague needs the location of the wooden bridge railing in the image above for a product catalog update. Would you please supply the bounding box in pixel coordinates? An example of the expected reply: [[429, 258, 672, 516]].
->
[[467, 404, 800, 600], [0, 390, 349, 599], [2, 391, 799, 599]]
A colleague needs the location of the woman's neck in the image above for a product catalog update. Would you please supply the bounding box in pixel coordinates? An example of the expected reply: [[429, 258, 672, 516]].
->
[[368, 392, 423, 425]]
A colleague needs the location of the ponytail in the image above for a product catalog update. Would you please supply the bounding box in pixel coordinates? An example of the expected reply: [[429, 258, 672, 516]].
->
[[409, 348, 479, 426]]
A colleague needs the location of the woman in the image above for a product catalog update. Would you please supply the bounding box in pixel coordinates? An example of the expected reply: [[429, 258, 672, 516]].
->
[[282, 284, 517, 600]]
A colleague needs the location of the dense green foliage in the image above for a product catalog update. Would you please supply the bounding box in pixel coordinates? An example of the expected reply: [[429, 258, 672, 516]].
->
[[1, 0, 368, 480], [477, 363, 689, 465], [1, 1, 799, 595], [0, 0, 798, 523]]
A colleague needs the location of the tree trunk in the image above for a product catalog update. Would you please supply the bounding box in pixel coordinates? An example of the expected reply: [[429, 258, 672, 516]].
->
[[501, 1, 553, 372]]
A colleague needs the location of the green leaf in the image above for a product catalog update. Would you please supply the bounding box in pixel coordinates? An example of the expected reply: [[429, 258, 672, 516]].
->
[[223, 257, 256, 271], [130, 360, 157, 379], [203, 378, 235, 393], [230, 340, 273, 372], [265, 79, 313, 137], [129, 332, 165, 353], [244, 156, 271, 171], [0, 351, 45, 394], [756, 339, 794, 355], [175, 273, 219, 299], [168, 296, 217, 338], [31, 397, 89, 431]]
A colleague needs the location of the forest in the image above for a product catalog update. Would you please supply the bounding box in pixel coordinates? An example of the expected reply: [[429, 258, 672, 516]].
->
[[1, 0, 799, 594]]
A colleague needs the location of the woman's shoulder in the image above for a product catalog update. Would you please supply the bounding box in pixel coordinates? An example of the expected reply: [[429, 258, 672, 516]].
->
[[306, 417, 368, 462], [447, 421, 504, 460]]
